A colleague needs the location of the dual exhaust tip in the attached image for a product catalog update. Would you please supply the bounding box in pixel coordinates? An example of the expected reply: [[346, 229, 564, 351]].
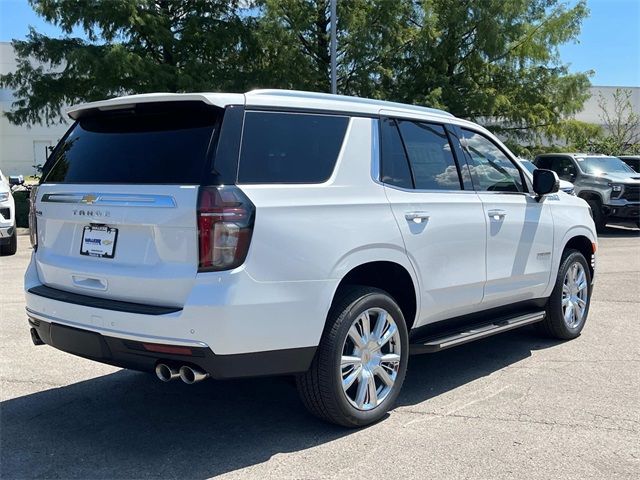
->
[[155, 363, 209, 384]]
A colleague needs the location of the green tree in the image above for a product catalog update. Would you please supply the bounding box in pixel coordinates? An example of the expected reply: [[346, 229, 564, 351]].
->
[[3, 0, 592, 140], [1, 0, 258, 125], [254, 0, 414, 97], [393, 0, 591, 139], [257, 0, 592, 138], [594, 88, 640, 154], [549, 119, 602, 151]]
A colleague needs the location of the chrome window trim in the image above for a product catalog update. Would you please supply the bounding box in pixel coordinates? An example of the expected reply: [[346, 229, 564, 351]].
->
[[371, 118, 381, 182], [379, 183, 480, 195]]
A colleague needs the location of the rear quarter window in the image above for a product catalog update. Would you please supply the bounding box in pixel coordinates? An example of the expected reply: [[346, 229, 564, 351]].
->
[[237, 111, 349, 184]]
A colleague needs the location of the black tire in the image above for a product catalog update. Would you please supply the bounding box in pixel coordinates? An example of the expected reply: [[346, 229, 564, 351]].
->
[[587, 199, 606, 233], [540, 249, 592, 340], [0, 232, 17, 256], [296, 286, 409, 427]]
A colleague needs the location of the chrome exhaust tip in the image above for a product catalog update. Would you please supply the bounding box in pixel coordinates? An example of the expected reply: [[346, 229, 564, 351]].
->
[[155, 363, 179, 382], [179, 365, 210, 384]]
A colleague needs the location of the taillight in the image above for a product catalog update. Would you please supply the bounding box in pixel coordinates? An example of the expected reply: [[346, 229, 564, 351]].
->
[[197, 186, 255, 272], [28, 186, 38, 250]]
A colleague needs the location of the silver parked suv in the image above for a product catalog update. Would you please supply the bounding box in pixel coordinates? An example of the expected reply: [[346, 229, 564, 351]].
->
[[534, 153, 640, 231]]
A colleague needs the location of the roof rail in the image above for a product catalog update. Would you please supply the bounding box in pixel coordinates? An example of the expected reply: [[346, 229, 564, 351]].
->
[[246, 89, 454, 117]]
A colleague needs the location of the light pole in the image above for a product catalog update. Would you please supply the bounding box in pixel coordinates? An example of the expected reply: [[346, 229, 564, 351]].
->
[[330, 0, 337, 94]]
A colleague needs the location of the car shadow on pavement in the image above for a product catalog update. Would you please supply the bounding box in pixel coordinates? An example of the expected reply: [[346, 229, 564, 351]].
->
[[598, 225, 640, 238], [0, 328, 560, 479]]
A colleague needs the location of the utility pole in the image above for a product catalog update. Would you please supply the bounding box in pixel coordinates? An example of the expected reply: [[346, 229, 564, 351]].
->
[[330, 0, 337, 94]]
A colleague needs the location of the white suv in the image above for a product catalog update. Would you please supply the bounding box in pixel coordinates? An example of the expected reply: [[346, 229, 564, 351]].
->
[[25, 90, 597, 427], [0, 170, 18, 256]]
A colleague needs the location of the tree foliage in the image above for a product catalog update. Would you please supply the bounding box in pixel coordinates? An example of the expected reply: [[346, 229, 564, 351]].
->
[[594, 88, 640, 154], [1, 0, 258, 125], [2, 0, 592, 138]]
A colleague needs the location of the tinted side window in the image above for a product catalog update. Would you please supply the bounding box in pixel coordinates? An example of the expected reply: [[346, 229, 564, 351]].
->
[[238, 112, 349, 184], [460, 129, 524, 192], [380, 118, 413, 189], [554, 157, 577, 181], [397, 121, 462, 190]]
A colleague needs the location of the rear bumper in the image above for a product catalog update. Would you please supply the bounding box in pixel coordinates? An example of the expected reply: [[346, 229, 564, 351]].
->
[[24, 253, 333, 377], [28, 316, 316, 379]]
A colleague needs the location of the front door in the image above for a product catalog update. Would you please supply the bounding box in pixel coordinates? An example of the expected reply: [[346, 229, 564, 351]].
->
[[457, 128, 555, 306]]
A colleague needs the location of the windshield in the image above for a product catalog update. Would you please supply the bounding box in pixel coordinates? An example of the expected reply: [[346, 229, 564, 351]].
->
[[577, 156, 634, 175]]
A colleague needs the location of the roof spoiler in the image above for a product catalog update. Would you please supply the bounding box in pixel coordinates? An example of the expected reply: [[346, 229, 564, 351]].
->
[[67, 92, 244, 120]]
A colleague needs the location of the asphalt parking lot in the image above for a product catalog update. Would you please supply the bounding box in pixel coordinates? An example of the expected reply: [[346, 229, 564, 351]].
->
[[1, 230, 639, 480]]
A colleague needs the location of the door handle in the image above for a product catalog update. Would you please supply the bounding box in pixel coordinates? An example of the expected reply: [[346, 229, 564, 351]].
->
[[405, 211, 430, 223], [488, 209, 507, 221]]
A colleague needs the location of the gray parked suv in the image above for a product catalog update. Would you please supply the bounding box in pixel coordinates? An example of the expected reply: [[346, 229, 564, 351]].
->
[[534, 153, 640, 231]]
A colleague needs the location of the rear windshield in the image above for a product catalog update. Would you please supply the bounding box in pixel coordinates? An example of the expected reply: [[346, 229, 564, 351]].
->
[[238, 111, 349, 184], [43, 102, 219, 184]]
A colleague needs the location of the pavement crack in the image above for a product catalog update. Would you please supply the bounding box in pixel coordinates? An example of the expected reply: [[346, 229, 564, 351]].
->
[[398, 409, 638, 433]]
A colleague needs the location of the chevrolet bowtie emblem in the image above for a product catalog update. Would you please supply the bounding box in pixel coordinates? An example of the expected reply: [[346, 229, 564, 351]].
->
[[81, 194, 98, 204]]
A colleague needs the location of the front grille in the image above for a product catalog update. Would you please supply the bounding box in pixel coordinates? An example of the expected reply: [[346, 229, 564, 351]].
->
[[622, 185, 640, 202], [0, 208, 9, 220]]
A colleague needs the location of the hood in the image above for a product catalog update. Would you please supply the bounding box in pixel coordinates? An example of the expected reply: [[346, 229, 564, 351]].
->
[[598, 172, 640, 183], [558, 179, 574, 191]]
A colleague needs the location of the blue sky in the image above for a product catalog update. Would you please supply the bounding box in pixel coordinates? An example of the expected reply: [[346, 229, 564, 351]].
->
[[0, 0, 638, 87]]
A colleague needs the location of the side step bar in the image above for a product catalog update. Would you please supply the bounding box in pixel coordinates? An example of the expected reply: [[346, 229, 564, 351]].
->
[[410, 311, 546, 354]]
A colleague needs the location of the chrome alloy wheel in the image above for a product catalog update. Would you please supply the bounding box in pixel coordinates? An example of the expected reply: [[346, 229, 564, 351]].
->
[[340, 307, 402, 411], [562, 261, 589, 328]]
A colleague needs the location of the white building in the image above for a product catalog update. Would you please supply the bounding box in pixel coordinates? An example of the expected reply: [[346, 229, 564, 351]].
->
[[574, 85, 640, 137], [0, 42, 69, 176], [0, 41, 638, 175]]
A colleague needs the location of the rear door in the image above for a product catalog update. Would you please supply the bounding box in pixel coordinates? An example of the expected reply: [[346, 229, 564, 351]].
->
[[380, 117, 487, 325], [34, 101, 222, 307], [457, 128, 555, 306]]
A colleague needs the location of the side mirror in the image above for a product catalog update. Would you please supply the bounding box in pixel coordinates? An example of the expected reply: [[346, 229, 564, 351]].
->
[[8, 175, 24, 186], [533, 169, 559, 200]]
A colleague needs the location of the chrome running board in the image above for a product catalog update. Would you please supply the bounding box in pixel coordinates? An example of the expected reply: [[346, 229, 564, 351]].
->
[[410, 311, 546, 354]]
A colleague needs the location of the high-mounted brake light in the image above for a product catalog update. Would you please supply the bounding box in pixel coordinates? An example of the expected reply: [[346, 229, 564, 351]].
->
[[197, 186, 255, 272]]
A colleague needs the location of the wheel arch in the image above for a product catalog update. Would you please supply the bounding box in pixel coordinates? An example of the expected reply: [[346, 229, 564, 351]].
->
[[577, 190, 604, 204], [331, 260, 419, 331], [562, 233, 596, 279]]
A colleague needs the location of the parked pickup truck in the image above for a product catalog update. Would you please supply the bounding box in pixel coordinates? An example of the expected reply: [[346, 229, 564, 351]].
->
[[534, 153, 640, 231], [25, 90, 597, 427]]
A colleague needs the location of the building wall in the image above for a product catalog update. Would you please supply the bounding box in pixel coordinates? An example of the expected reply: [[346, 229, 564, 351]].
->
[[0, 42, 70, 176], [576, 86, 640, 128]]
